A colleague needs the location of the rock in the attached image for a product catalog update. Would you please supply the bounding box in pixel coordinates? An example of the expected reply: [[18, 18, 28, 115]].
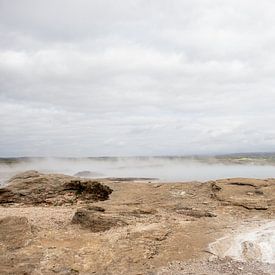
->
[[153, 184, 161, 188], [175, 207, 216, 218], [0, 171, 112, 206], [85, 205, 105, 212], [64, 180, 112, 201], [50, 267, 79, 274], [0, 216, 33, 250], [210, 178, 275, 210], [7, 170, 40, 181], [130, 208, 157, 216], [72, 208, 126, 232], [119, 208, 157, 217], [74, 171, 104, 178]]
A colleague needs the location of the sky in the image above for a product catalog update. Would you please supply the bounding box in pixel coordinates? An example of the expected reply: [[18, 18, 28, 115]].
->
[[1, 0, 275, 157]]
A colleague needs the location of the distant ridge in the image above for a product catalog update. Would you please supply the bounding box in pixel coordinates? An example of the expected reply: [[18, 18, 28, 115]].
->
[[1, 152, 275, 165]]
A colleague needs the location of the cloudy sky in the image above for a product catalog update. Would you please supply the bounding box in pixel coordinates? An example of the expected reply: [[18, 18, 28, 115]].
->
[[1, 0, 275, 157]]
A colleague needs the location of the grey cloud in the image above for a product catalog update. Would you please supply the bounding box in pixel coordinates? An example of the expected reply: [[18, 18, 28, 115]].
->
[[0, 0, 275, 156]]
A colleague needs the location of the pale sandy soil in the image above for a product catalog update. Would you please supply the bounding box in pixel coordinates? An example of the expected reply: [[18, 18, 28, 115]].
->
[[0, 174, 275, 274]]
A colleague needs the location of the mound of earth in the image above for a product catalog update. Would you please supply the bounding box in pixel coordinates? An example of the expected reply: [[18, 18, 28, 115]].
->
[[0, 170, 112, 206]]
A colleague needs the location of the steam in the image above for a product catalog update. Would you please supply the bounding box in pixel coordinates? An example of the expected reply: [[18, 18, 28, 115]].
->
[[1, 157, 275, 185]]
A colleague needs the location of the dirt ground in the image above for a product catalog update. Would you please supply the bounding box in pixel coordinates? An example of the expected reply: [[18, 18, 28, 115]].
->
[[0, 174, 275, 274]]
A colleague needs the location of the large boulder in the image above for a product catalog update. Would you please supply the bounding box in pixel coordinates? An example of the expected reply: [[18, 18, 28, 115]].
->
[[0, 171, 112, 206]]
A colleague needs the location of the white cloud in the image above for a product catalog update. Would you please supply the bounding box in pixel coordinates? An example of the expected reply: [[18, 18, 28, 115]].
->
[[1, 0, 275, 156]]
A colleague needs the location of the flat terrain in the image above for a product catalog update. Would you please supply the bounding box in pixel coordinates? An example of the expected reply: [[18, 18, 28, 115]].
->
[[0, 172, 274, 274]]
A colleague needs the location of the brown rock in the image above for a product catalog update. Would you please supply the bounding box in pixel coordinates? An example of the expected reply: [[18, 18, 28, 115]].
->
[[210, 178, 275, 210], [175, 207, 216, 218], [85, 205, 105, 212], [72, 208, 126, 232], [0, 171, 112, 206], [64, 180, 112, 201]]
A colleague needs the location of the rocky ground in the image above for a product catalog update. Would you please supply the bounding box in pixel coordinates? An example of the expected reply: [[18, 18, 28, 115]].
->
[[0, 171, 274, 274]]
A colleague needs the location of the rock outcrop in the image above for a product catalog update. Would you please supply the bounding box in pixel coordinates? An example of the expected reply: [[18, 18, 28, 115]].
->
[[0, 170, 112, 205], [210, 178, 275, 210]]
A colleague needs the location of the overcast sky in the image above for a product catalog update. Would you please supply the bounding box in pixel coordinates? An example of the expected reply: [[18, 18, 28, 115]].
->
[[1, 0, 275, 157]]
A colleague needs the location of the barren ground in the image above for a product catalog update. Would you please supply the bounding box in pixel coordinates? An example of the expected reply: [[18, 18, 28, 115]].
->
[[0, 172, 274, 274]]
